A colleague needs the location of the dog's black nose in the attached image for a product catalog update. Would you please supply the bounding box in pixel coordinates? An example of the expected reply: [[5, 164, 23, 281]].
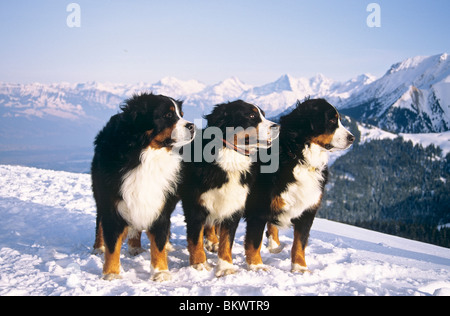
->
[[347, 134, 355, 143]]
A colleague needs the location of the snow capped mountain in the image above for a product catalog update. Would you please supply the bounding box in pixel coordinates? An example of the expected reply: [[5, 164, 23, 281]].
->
[[150, 77, 206, 99], [1, 53, 448, 149], [0, 72, 375, 123], [0, 73, 374, 148], [199, 76, 252, 99], [0, 81, 121, 120], [328, 74, 377, 103], [341, 53, 450, 133], [240, 73, 374, 115], [0, 82, 125, 148], [183, 77, 252, 120]]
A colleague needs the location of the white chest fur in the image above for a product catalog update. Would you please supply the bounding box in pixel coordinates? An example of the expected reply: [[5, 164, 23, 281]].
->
[[278, 144, 329, 228], [118, 147, 182, 231], [200, 148, 252, 225]]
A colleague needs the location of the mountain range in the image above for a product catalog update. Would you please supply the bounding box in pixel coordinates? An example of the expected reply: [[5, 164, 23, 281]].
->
[[0, 53, 449, 149], [340, 53, 450, 133], [1, 54, 448, 243]]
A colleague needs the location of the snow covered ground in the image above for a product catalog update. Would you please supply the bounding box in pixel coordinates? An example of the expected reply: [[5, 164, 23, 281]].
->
[[0, 164, 449, 296]]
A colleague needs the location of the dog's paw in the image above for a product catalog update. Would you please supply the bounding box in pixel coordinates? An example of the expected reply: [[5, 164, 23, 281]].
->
[[248, 263, 270, 272], [127, 246, 146, 256], [92, 246, 105, 255], [102, 273, 122, 281], [215, 259, 238, 277], [291, 263, 311, 274], [267, 236, 285, 254], [165, 242, 175, 253], [204, 240, 219, 253], [191, 262, 212, 271], [151, 270, 172, 282]]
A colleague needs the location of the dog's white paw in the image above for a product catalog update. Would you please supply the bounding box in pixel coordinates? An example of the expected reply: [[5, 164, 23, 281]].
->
[[128, 246, 146, 256], [204, 240, 219, 253], [191, 262, 212, 271], [102, 273, 122, 281], [151, 270, 172, 282], [92, 246, 105, 255], [267, 236, 285, 254], [215, 259, 238, 277], [165, 242, 175, 253], [248, 263, 270, 272], [291, 263, 311, 274]]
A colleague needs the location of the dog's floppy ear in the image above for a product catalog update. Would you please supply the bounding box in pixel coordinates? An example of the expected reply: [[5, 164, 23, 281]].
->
[[204, 103, 229, 128], [294, 100, 316, 131], [120, 97, 138, 122], [120, 93, 156, 131], [281, 102, 313, 133]]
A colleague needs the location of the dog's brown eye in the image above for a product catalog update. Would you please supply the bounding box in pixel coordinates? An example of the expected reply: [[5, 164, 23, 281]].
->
[[164, 112, 173, 119], [329, 118, 338, 124], [249, 113, 256, 119]]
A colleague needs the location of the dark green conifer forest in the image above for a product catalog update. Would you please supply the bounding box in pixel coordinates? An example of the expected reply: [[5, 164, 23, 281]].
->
[[319, 130, 450, 248]]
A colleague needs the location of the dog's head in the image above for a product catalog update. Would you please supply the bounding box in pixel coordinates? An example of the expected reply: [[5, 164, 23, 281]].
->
[[204, 100, 280, 154], [280, 99, 354, 152], [121, 93, 196, 150]]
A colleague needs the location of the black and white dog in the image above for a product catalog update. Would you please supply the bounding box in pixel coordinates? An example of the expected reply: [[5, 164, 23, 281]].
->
[[91, 93, 195, 281], [244, 99, 354, 273], [180, 100, 279, 277]]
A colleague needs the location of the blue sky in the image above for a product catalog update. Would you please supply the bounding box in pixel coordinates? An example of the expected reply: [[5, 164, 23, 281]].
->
[[0, 0, 449, 85]]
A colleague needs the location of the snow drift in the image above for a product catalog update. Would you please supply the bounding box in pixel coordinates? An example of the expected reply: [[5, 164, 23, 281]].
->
[[0, 164, 449, 296]]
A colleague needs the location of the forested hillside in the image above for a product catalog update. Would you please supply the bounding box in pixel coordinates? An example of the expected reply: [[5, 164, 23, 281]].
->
[[320, 137, 450, 248]]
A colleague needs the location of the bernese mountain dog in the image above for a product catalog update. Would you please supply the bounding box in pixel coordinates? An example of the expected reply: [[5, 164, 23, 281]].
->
[[91, 93, 195, 281], [244, 98, 354, 273], [179, 100, 280, 277]]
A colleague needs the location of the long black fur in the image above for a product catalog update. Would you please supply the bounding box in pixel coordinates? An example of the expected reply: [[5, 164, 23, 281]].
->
[[179, 100, 263, 263], [245, 99, 352, 261], [91, 93, 187, 255]]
